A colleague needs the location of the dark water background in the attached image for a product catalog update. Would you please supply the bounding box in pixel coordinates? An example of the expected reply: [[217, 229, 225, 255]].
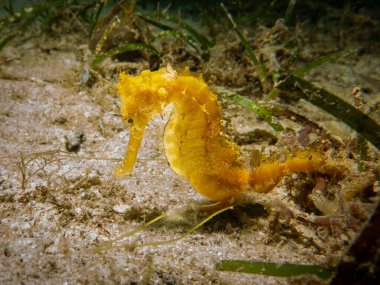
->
[[2, 0, 380, 22]]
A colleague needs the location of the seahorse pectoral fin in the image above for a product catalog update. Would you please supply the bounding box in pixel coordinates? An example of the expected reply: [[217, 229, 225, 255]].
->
[[115, 119, 148, 178]]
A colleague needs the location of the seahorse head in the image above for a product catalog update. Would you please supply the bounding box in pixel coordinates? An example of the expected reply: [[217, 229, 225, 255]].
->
[[114, 66, 177, 177], [116, 66, 176, 126]]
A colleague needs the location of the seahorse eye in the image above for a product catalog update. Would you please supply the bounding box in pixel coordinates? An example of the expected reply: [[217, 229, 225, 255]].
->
[[127, 118, 134, 124]]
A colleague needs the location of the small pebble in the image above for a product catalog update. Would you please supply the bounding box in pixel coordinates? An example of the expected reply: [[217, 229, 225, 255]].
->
[[113, 204, 131, 214], [65, 131, 86, 152]]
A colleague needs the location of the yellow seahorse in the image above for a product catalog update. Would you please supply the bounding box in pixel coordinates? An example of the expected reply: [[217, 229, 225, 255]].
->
[[115, 66, 339, 205]]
